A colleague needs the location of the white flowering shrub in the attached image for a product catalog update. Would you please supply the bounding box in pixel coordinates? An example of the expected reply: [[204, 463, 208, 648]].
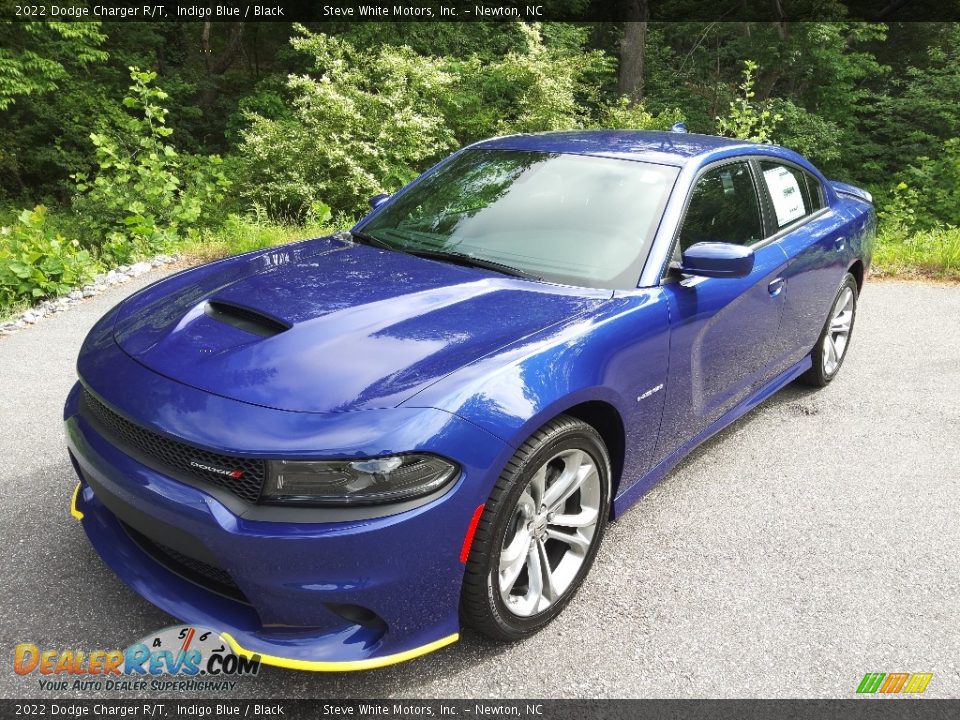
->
[[237, 27, 456, 219], [240, 26, 627, 218]]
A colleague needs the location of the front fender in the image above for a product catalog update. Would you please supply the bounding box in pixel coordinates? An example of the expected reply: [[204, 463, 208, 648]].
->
[[402, 289, 672, 497]]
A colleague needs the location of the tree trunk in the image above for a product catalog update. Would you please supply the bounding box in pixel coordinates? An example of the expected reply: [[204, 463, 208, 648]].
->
[[757, 15, 788, 100], [618, 0, 649, 105], [199, 22, 245, 109]]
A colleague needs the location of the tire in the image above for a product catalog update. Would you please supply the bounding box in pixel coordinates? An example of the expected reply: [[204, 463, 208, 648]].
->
[[460, 414, 611, 641], [800, 272, 858, 387]]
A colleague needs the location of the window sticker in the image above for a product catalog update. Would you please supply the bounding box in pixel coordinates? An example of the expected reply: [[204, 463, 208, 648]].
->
[[763, 165, 806, 227]]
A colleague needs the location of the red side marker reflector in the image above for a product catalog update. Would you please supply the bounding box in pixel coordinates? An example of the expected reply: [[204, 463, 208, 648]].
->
[[459, 504, 485, 564]]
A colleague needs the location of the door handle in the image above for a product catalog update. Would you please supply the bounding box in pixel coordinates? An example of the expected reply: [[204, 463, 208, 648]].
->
[[834, 236, 846, 251], [768, 277, 785, 296]]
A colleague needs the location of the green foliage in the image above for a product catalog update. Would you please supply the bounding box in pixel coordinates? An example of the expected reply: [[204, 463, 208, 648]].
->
[[0, 22, 112, 199], [458, 23, 608, 136], [874, 223, 960, 280], [853, 25, 959, 185], [894, 140, 960, 230], [716, 61, 782, 144], [72, 68, 230, 264], [0, 22, 107, 111], [3, 18, 960, 299], [599, 97, 684, 131], [237, 27, 456, 219], [338, 21, 529, 59], [872, 138, 960, 280], [878, 182, 922, 232], [0, 205, 100, 307], [179, 212, 342, 264], [768, 98, 843, 168], [237, 24, 623, 220], [879, 139, 960, 232]]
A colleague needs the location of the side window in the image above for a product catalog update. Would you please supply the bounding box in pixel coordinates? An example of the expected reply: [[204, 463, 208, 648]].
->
[[677, 161, 763, 254], [804, 172, 824, 211], [759, 161, 816, 229]]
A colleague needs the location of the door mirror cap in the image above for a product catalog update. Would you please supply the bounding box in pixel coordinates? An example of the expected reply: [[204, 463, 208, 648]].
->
[[679, 242, 755, 279], [368, 193, 391, 210]]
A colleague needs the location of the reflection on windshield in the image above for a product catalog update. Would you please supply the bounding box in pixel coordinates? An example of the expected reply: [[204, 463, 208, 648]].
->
[[362, 149, 678, 290]]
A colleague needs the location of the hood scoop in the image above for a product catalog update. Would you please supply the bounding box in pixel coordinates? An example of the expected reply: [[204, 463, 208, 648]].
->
[[204, 300, 290, 338], [113, 241, 608, 413]]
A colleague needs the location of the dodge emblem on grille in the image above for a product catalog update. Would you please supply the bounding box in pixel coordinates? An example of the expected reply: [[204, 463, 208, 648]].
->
[[189, 460, 244, 479]]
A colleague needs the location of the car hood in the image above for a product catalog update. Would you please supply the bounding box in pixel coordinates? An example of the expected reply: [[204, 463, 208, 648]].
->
[[112, 236, 607, 413]]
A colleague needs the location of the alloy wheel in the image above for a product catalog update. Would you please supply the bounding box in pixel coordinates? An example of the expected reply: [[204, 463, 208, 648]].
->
[[497, 448, 602, 617], [823, 286, 855, 375]]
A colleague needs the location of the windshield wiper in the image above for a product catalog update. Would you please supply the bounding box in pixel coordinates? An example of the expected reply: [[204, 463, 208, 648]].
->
[[349, 229, 396, 251], [406, 248, 540, 280], [349, 230, 539, 280]]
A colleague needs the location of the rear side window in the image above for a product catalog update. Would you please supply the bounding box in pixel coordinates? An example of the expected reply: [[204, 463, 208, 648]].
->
[[804, 172, 824, 211], [759, 161, 819, 229], [677, 161, 763, 252]]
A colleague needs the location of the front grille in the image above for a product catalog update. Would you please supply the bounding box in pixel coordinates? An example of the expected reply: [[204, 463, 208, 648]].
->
[[81, 388, 265, 503], [121, 522, 250, 604]]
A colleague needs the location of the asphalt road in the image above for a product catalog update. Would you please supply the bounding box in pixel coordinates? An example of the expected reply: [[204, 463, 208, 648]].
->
[[1, 271, 958, 699]]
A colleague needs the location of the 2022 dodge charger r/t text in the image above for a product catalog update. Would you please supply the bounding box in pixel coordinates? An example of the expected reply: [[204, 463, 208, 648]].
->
[[66, 130, 875, 670]]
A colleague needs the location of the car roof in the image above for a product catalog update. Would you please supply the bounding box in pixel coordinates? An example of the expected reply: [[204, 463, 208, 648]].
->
[[472, 130, 758, 167]]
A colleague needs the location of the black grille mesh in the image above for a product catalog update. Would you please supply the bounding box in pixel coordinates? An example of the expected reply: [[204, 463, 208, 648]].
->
[[121, 522, 249, 604], [81, 388, 264, 503]]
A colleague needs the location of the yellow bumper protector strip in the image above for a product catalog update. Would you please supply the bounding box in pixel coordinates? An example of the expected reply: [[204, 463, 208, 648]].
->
[[70, 474, 455, 670], [70, 482, 84, 521], [222, 631, 459, 672]]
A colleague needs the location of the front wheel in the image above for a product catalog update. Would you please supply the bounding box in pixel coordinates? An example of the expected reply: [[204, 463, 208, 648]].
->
[[460, 415, 611, 641], [801, 272, 858, 387]]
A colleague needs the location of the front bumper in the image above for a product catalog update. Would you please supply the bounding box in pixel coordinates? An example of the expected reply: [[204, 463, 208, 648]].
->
[[64, 367, 509, 669]]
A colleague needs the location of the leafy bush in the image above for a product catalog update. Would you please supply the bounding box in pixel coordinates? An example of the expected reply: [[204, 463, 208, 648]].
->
[[236, 24, 623, 221], [443, 24, 610, 140], [0, 205, 99, 308], [887, 138, 960, 230], [872, 139, 960, 280], [237, 28, 457, 220], [769, 98, 843, 168], [179, 211, 339, 264], [72, 68, 230, 264], [599, 97, 684, 131], [716, 60, 782, 143]]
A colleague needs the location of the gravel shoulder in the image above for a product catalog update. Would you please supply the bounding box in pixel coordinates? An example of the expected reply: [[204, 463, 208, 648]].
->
[[0, 275, 958, 699]]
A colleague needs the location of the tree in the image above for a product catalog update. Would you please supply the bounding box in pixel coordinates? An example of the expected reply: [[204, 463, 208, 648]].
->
[[618, 1, 649, 104], [0, 22, 107, 110]]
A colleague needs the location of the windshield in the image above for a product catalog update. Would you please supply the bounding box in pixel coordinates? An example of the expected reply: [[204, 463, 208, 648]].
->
[[360, 149, 678, 289]]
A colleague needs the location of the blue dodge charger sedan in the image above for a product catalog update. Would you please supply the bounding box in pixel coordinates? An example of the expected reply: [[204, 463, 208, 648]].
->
[[66, 130, 875, 670]]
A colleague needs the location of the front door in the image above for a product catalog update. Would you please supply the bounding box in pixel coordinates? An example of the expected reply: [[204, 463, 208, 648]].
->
[[654, 160, 789, 461]]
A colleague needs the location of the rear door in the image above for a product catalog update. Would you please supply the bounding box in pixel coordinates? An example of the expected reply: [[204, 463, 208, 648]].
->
[[654, 159, 790, 459], [755, 160, 853, 371]]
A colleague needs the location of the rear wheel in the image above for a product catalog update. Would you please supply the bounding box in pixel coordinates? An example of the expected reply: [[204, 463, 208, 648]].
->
[[801, 273, 858, 387], [460, 415, 611, 641]]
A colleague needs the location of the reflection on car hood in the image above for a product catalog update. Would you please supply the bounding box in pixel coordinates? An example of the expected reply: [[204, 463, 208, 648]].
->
[[112, 236, 607, 413]]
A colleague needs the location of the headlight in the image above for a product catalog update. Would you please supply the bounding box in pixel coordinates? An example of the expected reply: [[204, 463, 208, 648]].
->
[[262, 454, 459, 505]]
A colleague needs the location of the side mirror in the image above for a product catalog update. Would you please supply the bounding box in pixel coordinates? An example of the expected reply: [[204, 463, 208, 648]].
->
[[679, 242, 755, 279], [368, 193, 391, 210]]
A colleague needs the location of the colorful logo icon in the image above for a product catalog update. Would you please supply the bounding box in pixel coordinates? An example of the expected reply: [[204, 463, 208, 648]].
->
[[856, 672, 933, 694]]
